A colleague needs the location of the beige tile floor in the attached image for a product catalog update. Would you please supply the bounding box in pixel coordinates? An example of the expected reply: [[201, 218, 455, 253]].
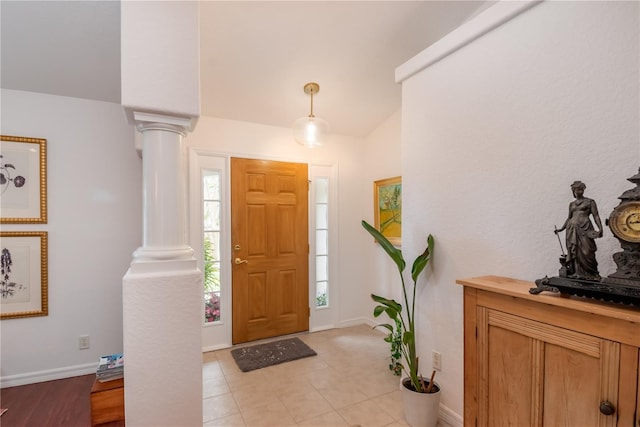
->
[[201, 324, 417, 427]]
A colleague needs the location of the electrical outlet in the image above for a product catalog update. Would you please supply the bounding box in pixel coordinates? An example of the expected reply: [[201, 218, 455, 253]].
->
[[432, 350, 441, 371], [79, 335, 90, 350]]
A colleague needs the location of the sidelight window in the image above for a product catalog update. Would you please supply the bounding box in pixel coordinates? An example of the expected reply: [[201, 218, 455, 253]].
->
[[315, 177, 329, 308], [203, 170, 222, 323]]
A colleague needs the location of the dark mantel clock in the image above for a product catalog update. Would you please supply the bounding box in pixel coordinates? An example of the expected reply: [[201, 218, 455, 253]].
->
[[531, 168, 640, 305], [604, 170, 640, 285]]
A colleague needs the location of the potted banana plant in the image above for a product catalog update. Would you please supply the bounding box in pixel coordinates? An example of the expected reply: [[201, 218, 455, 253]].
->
[[362, 220, 440, 427]]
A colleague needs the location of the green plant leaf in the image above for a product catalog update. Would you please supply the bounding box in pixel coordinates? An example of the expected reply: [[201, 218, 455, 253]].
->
[[373, 303, 400, 322], [411, 234, 434, 282], [374, 323, 394, 333], [203, 237, 220, 292], [371, 294, 402, 312], [362, 220, 405, 272], [384, 306, 399, 319], [403, 330, 414, 345], [373, 305, 386, 317]]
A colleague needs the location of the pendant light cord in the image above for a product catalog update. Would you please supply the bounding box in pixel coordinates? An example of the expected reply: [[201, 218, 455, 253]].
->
[[309, 90, 315, 118]]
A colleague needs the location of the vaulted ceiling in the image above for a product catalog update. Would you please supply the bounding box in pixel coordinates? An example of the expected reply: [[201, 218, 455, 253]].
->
[[1, 1, 489, 137]]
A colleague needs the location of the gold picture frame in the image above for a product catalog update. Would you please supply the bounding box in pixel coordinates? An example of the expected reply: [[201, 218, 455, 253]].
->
[[0, 232, 48, 319], [374, 176, 402, 246], [0, 135, 47, 223]]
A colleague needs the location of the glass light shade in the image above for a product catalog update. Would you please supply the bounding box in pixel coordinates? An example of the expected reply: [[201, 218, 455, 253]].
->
[[293, 116, 329, 148]]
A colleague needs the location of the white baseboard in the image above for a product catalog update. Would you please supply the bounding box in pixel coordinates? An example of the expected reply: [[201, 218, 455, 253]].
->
[[309, 324, 336, 333], [439, 403, 463, 427], [338, 316, 376, 328], [202, 343, 232, 353], [1, 362, 97, 389]]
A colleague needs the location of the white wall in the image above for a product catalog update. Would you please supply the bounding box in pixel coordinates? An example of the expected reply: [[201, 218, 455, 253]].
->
[[360, 111, 404, 314], [0, 89, 141, 386], [399, 0, 639, 420]]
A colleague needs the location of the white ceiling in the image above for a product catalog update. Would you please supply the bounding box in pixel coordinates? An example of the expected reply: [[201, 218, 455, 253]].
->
[[1, 1, 489, 137]]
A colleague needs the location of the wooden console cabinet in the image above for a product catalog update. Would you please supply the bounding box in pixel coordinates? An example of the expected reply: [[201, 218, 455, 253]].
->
[[458, 276, 639, 427], [90, 377, 124, 426]]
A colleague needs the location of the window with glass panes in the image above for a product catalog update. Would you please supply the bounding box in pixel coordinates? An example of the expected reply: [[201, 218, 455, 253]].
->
[[315, 178, 329, 307], [203, 170, 222, 323]]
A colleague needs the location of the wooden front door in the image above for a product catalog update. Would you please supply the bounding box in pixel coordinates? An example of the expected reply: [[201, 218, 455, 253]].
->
[[230, 158, 309, 344]]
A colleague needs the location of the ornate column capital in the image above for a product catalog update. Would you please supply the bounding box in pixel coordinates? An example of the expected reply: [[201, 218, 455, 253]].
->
[[128, 111, 195, 264], [130, 111, 196, 154], [132, 109, 195, 131]]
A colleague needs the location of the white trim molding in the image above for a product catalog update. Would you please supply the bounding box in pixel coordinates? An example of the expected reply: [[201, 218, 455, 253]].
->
[[395, 0, 543, 83], [440, 403, 463, 427], [0, 363, 97, 389]]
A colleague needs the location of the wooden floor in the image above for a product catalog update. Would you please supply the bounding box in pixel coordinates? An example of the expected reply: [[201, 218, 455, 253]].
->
[[0, 374, 124, 427]]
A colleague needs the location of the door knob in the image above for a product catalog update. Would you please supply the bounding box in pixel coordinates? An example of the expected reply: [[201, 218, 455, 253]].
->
[[234, 258, 248, 265], [599, 401, 615, 416]]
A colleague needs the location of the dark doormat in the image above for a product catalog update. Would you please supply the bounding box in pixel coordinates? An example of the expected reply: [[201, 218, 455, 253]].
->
[[230, 337, 317, 372]]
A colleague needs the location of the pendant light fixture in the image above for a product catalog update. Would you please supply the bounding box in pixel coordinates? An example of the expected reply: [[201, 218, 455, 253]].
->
[[293, 82, 328, 148]]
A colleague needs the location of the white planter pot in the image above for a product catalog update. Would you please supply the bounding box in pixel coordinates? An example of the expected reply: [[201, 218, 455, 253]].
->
[[400, 377, 441, 427]]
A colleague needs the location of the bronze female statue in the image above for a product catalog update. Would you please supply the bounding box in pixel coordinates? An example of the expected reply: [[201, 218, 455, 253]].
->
[[555, 181, 603, 280]]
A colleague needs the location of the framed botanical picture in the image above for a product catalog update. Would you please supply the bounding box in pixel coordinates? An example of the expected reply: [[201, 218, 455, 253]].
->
[[0, 135, 47, 223], [0, 232, 48, 319], [374, 176, 402, 246]]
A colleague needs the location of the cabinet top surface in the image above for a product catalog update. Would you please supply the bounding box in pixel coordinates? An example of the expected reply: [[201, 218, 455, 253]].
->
[[457, 275, 640, 324], [91, 377, 124, 393]]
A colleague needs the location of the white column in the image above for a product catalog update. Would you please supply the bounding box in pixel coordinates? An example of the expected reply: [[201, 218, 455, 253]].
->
[[121, 2, 202, 423], [123, 114, 202, 427], [132, 113, 193, 266]]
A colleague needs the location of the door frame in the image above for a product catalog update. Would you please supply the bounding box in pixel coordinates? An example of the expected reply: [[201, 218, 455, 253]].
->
[[189, 149, 232, 351], [308, 163, 340, 331], [189, 149, 339, 351]]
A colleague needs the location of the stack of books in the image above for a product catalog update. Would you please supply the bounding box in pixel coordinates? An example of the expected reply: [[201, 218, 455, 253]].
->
[[96, 353, 124, 382]]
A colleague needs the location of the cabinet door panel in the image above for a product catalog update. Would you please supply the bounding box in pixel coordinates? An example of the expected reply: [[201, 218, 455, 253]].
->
[[543, 343, 600, 426], [487, 326, 534, 426], [478, 307, 619, 427]]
